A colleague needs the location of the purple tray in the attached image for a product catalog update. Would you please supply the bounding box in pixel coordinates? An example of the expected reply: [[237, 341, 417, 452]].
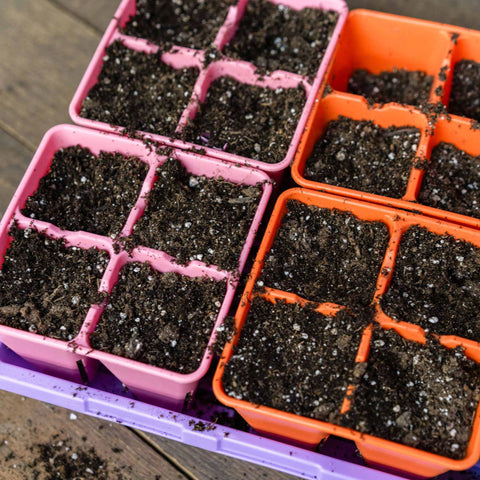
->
[[0, 338, 479, 479]]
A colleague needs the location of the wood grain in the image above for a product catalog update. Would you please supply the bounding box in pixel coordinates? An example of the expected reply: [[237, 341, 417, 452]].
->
[[346, 0, 480, 29], [51, 0, 119, 33], [142, 431, 300, 480], [0, 130, 31, 216], [0, 389, 188, 479], [0, 0, 102, 149]]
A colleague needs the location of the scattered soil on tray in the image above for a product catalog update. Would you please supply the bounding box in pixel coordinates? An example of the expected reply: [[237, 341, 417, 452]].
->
[[347, 68, 433, 106], [182, 76, 305, 163], [448, 59, 480, 122], [342, 328, 480, 459], [380, 226, 480, 341], [130, 157, 262, 271], [90, 262, 225, 373], [223, 297, 368, 422], [258, 201, 389, 307], [0, 226, 108, 341], [121, 0, 236, 50], [418, 142, 480, 219], [80, 41, 198, 136], [21, 146, 148, 238], [304, 117, 421, 198], [222, 0, 338, 78]]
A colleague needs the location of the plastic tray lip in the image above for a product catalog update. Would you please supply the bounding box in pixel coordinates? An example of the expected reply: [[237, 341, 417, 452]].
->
[[69, 0, 349, 176], [0, 340, 408, 480]]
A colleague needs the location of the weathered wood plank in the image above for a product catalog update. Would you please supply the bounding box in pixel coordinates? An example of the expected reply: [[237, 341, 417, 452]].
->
[[0, 0, 103, 149], [0, 389, 188, 479], [143, 431, 300, 480], [0, 130, 32, 216], [52, 0, 119, 33], [346, 0, 480, 30]]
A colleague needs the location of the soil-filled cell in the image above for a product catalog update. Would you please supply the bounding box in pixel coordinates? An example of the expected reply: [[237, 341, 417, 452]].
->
[[303, 117, 421, 199], [381, 226, 480, 341], [223, 0, 338, 78], [223, 297, 367, 423], [418, 142, 480, 220], [90, 262, 225, 373], [131, 157, 263, 271], [21, 146, 148, 238], [182, 76, 305, 164], [122, 0, 236, 50], [342, 328, 480, 459], [0, 226, 108, 341], [80, 41, 198, 136], [258, 200, 389, 307]]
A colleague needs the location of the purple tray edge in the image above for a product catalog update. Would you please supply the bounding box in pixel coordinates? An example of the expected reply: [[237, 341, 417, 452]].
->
[[0, 341, 405, 480]]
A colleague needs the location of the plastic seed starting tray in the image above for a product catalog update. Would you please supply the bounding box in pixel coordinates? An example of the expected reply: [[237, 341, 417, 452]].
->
[[4, 2, 480, 479], [214, 188, 480, 478], [0, 124, 271, 410], [69, 0, 348, 181], [293, 9, 480, 230]]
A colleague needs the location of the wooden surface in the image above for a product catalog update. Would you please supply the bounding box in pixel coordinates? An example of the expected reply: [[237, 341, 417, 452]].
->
[[0, 0, 479, 478]]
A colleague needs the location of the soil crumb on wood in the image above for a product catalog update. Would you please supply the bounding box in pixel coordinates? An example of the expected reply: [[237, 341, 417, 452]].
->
[[347, 68, 433, 106], [90, 262, 225, 373], [223, 297, 368, 422], [0, 226, 108, 341], [380, 226, 480, 341], [122, 0, 236, 50], [448, 59, 480, 122], [32, 439, 109, 480], [258, 201, 389, 307], [182, 76, 305, 163], [222, 0, 338, 78], [342, 328, 480, 459], [130, 157, 262, 271], [28, 435, 136, 479], [418, 142, 480, 219], [304, 117, 421, 198], [80, 41, 198, 136], [21, 146, 148, 238]]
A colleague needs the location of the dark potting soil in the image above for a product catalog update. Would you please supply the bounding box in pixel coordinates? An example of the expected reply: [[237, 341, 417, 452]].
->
[[303, 117, 421, 198], [21, 146, 148, 238], [182, 76, 305, 163], [80, 41, 198, 136], [448, 59, 480, 122], [0, 226, 108, 341], [222, 0, 338, 78], [418, 142, 480, 219], [222, 297, 368, 423], [347, 68, 433, 106], [380, 226, 480, 341], [90, 262, 225, 373], [342, 328, 480, 459], [121, 0, 236, 50], [258, 201, 390, 307], [130, 157, 262, 271], [32, 440, 109, 480]]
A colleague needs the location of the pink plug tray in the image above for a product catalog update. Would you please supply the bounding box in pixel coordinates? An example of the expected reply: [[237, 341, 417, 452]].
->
[[0, 124, 272, 410], [69, 0, 348, 181]]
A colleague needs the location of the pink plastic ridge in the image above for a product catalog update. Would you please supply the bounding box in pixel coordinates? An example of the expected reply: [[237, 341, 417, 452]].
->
[[69, 0, 348, 180], [0, 124, 272, 409]]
